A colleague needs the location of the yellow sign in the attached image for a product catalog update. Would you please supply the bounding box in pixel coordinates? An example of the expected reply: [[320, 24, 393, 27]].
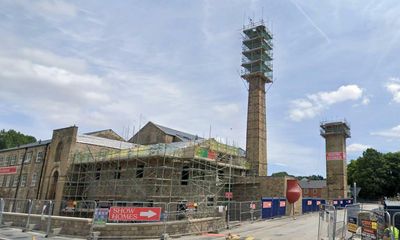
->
[[348, 223, 358, 233]]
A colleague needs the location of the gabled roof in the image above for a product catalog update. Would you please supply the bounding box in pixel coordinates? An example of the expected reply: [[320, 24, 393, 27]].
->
[[299, 179, 326, 189], [84, 129, 124, 141], [153, 122, 201, 142]]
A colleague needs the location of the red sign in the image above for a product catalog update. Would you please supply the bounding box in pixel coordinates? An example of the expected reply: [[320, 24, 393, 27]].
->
[[108, 207, 161, 221], [279, 201, 286, 207], [208, 151, 217, 159], [250, 203, 256, 209], [317, 201, 321, 205], [307, 200, 312, 206], [326, 152, 345, 161], [225, 192, 233, 199], [0, 166, 17, 175], [263, 201, 272, 208]]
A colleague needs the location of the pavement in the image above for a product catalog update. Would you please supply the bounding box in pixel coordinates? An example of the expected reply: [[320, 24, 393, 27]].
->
[[0, 227, 84, 240]]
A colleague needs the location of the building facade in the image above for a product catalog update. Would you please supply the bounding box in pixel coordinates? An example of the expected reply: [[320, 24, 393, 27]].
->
[[0, 123, 250, 214], [299, 179, 327, 199]]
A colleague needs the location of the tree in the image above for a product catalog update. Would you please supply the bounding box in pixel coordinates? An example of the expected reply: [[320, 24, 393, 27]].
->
[[0, 129, 37, 150], [348, 148, 396, 200], [271, 171, 293, 177]]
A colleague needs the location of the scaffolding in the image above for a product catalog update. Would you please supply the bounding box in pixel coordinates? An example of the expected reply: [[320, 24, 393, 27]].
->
[[63, 139, 249, 205]]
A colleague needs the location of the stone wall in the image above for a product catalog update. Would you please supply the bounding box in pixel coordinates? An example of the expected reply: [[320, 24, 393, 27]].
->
[[2, 212, 91, 236], [2, 212, 225, 239], [95, 217, 225, 239]]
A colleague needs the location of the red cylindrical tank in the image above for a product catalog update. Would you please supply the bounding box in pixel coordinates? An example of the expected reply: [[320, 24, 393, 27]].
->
[[286, 179, 301, 203]]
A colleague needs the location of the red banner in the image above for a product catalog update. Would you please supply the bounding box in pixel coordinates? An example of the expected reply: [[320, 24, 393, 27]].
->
[[326, 152, 345, 160], [108, 207, 161, 221], [0, 166, 17, 175]]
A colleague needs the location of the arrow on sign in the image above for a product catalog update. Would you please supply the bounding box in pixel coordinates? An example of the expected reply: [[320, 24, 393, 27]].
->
[[140, 210, 157, 218]]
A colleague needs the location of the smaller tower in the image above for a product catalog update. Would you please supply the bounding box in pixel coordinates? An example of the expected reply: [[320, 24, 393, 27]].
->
[[320, 121, 350, 199]]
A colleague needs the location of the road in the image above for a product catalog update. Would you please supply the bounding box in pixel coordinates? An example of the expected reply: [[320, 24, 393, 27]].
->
[[180, 213, 320, 240], [180, 203, 379, 240]]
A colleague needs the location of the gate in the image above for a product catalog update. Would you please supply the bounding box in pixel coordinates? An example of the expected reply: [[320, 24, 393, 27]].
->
[[318, 204, 346, 240]]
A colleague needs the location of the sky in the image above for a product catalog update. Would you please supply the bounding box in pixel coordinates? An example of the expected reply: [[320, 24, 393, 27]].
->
[[0, 0, 400, 177]]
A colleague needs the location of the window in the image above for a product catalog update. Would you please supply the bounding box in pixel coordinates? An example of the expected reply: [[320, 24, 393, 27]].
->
[[304, 189, 309, 194], [12, 176, 18, 188], [10, 155, 17, 165], [313, 189, 317, 195], [31, 173, 38, 187], [25, 152, 32, 163], [0, 156, 4, 166], [6, 156, 11, 166], [218, 170, 224, 181], [207, 196, 215, 206], [114, 166, 121, 179], [181, 166, 189, 185], [136, 165, 144, 178], [20, 174, 27, 187], [0, 176, 4, 186], [18, 153, 24, 164], [36, 151, 43, 163], [95, 167, 101, 180], [55, 142, 63, 162], [3, 176, 9, 187]]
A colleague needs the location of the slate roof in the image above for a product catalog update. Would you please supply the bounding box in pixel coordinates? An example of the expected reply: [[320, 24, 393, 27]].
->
[[153, 122, 201, 142], [299, 179, 327, 189], [0, 139, 51, 153]]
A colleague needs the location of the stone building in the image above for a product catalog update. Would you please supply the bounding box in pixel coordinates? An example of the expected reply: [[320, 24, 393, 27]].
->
[[0, 123, 250, 212], [0, 121, 298, 216], [0, 126, 135, 211]]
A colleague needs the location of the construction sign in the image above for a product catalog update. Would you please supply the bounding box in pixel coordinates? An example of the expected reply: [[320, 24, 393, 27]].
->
[[263, 201, 272, 208], [108, 207, 161, 222], [225, 192, 233, 199], [93, 208, 109, 227]]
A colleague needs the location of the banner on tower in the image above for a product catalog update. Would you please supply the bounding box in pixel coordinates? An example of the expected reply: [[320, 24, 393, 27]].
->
[[326, 152, 346, 161]]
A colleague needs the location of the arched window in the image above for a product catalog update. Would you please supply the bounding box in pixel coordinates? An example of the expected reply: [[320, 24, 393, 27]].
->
[[48, 170, 59, 200], [55, 142, 63, 162]]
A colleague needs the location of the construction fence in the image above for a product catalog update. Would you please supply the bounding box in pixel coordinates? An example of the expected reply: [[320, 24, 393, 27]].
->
[[318, 203, 400, 240], [0, 197, 277, 238]]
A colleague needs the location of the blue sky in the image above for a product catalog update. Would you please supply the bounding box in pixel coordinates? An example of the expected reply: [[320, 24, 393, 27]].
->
[[0, 0, 400, 176]]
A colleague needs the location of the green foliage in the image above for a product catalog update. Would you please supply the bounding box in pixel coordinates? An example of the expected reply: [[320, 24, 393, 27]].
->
[[296, 175, 324, 180], [348, 148, 400, 200], [271, 171, 293, 177], [0, 129, 37, 150]]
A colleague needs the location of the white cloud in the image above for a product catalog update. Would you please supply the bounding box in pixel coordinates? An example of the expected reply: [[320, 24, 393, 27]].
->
[[14, 0, 77, 18], [289, 85, 364, 121], [371, 125, 400, 138], [347, 143, 371, 153], [362, 96, 370, 105], [385, 77, 400, 103]]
